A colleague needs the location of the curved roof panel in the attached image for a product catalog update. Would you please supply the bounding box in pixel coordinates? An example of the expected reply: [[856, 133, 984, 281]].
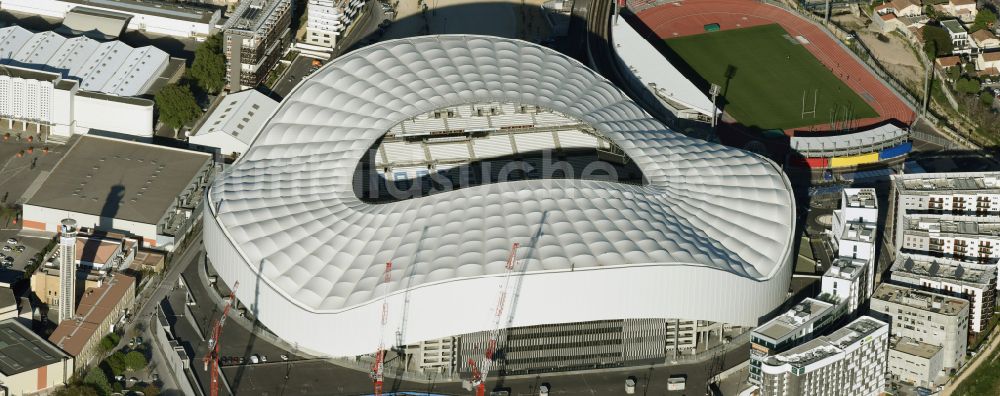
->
[[209, 35, 796, 314]]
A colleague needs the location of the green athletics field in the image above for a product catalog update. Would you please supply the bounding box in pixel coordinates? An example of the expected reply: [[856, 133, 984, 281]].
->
[[665, 24, 878, 130]]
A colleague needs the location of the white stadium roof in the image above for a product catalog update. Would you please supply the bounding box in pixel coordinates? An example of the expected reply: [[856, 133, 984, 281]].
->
[[0, 26, 167, 96], [205, 35, 796, 357]]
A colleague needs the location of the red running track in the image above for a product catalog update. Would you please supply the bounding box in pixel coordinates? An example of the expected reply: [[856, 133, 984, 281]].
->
[[636, 0, 915, 134]]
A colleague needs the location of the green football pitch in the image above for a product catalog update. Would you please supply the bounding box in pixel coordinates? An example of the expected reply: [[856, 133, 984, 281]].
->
[[664, 24, 878, 130]]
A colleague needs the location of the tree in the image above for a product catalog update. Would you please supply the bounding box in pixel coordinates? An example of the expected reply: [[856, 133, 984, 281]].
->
[[973, 7, 998, 32], [124, 350, 148, 370], [155, 83, 201, 131], [53, 384, 100, 396], [98, 333, 120, 352], [947, 65, 961, 81], [965, 61, 977, 76], [105, 352, 126, 376], [956, 77, 982, 94], [82, 367, 111, 396], [981, 90, 995, 106], [190, 34, 226, 94], [923, 25, 954, 58], [142, 384, 161, 396]]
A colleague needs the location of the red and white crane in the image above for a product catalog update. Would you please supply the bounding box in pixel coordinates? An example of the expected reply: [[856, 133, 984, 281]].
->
[[371, 261, 393, 396], [203, 281, 239, 396], [468, 243, 521, 396]]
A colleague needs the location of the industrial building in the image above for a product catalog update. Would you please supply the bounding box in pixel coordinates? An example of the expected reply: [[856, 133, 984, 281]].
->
[[188, 89, 279, 158], [0, 319, 73, 395], [890, 253, 996, 335], [870, 283, 968, 370], [22, 135, 214, 250], [302, 0, 366, 53], [204, 35, 796, 366], [758, 317, 889, 396], [749, 298, 838, 386], [0, 0, 221, 39], [30, 229, 139, 313], [223, 0, 292, 91], [48, 273, 135, 371], [0, 26, 169, 97]]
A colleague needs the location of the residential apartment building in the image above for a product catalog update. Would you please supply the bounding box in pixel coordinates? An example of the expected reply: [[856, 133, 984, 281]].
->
[[223, 0, 293, 91], [870, 283, 968, 370], [890, 253, 996, 335], [942, 20, 971, 54], [828, 188, 878, 301], [822, 257, 870, 315], [758, 317, 889, 396], [888, 336, 944, 388], [892, 172, 1000, 220], [896, 215, 1000, 264], [749, 298, 838, 386], [936, 0, 979, 23], [304, 0, 365, 50], [49, 273, 136, 371]]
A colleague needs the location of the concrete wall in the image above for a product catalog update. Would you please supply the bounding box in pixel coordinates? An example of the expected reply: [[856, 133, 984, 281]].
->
[[151, 312, 199, 396], [22, 204, 159, 247], [74, 95, 154, 138], [0, 358, 72, 395]]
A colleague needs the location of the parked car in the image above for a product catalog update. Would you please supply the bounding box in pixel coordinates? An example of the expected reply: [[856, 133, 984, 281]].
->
[[2, 246, 11, 252], [5, 238, 16, 245], [14, 245, 24, 252]]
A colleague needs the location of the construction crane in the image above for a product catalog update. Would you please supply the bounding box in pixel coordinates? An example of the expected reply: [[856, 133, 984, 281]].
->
[[202, 281, 239, 396], [371, 261, 393, 396], [469, 243, 521, 396]]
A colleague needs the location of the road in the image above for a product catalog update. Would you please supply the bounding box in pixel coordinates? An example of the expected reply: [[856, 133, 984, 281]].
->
[[270, 56, 315, 99]]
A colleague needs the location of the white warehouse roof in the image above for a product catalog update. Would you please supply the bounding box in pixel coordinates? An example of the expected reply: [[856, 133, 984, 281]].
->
[[205, 35, 796, 357], [0, 26, 167, 96], [191, 89, 279, 153]]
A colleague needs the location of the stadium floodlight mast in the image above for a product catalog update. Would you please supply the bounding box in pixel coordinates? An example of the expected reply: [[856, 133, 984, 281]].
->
[[709, 83, 721, 128]]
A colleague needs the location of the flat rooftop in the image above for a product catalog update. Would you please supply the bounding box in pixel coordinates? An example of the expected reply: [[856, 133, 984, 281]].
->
[[0, 286, 15, 309], [0, 319, 67, 376], [754, 298, 834, 342], [49, 274, 135, 356], [767, 317, 887, 368], [891, 336, 941, 360], [844, 188, 877, 209], [825, 257, 867, 280], [942, 19, 966, 35], [903, 215, 1000, 238], [26, 135, 211, 225], [891, 253, 997, 287], [224, 0, 288, 33], [873, 283, 968, 316], [894, 172, 1000, 194], [62, 0, 217, 24]]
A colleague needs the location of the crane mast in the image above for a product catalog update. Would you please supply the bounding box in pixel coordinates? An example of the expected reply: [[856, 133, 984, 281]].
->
[[470, 243, 520, 396], [202, 281, 239, 396], [371, 261, 393, 396]]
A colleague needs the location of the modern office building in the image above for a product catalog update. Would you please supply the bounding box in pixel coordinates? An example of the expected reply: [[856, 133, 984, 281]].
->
[[749, 298, 838, 386], [22, 135, 214, 250], [870, 283, 968, 370], [204, 35, 797, 362], [0, 0, 220, 39], [758, 317, 889, 396], [0, 319, 73, 395], [223, 0, 292, 91], [57, 219, 79, 323], [890, 253, 996, 335], [303, 0, 366, 51], [49, 273, 135, 371], [888, 336, 944, 388], [188, 89, 279, 158]]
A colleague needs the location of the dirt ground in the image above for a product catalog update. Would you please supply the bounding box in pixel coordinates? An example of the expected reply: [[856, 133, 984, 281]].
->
[[833, 12, 927, 96], [383, 0, 551, 41]]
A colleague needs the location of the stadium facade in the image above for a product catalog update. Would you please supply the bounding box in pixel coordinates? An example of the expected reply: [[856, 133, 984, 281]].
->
[[204, 35, 797, 361]]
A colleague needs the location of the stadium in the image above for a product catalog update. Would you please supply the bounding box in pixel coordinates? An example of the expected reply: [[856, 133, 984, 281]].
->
[[203, 35, 796, 371], [629, 0, 916, 169]]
